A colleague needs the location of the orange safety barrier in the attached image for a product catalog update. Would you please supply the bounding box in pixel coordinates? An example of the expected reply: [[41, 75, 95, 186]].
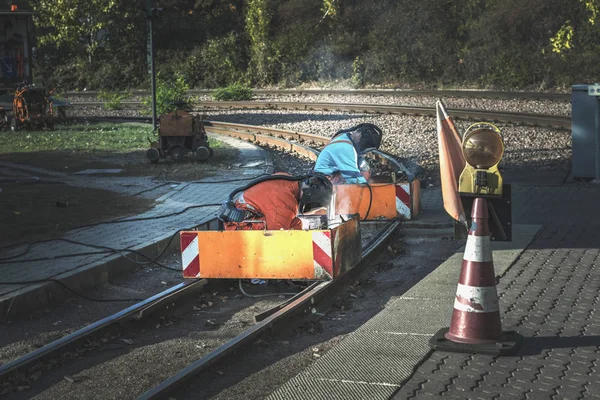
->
[[333, 179, 421, 220], [180, 217, 362, 280]]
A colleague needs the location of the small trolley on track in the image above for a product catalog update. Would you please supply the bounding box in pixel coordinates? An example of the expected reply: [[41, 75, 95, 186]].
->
[[146, 104, 214, 163]]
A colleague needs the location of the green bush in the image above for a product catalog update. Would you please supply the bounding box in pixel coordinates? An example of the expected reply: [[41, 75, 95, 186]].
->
[[98, 90, 131, 110], [351, 57, 365, 88], [212, 83, 253, 101], [142, 72, 190, 116], [184, 33, 247, 88]]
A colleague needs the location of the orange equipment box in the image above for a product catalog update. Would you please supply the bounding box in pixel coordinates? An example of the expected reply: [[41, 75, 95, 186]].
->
[[180, 217, 362, 280], [334, 179, 421, 220]]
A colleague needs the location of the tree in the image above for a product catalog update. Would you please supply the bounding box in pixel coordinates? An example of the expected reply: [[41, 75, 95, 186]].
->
[[246, 0, 272, 84], [33, 0, 124, 64]]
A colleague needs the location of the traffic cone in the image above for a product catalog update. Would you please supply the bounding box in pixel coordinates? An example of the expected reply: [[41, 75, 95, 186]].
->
[[429, 197, 522, 355]]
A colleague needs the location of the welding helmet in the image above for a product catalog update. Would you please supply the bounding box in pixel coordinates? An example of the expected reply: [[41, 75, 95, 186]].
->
[[355, 123, 382, 154], [332, 123, 383, 153], [298, 174, 333, 213]]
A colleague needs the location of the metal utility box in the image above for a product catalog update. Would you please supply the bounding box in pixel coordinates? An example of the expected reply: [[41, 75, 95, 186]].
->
[[572, 84, 600, 179]]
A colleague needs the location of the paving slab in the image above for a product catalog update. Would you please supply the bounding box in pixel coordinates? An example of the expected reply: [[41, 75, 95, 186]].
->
[[0, 134, 272, 319], [267, 185, 543, 400], [392, 184, 600, 400]]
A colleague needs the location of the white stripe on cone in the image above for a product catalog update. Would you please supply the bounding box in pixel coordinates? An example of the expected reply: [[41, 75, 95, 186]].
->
[[181, 236, 199, 271], [463, 235, 492, 263], [453, 283, 499, 313]]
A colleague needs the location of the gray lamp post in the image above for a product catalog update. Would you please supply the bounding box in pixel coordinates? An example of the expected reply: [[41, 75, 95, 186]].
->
[[146, 0, 160, 131]]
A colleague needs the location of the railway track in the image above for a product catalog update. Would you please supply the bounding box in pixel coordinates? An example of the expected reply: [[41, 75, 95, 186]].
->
[[0, 223, 399, 399], [66, 100, 571, 129], [0, 122, 406, 399], [66, 116, 423, 176], [63, 89, 571, 101]]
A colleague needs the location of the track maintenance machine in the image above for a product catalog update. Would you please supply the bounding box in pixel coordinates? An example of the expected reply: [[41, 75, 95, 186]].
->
[[146, 103, 213, 163], [7, 84, 57, 131], [0, 6, 68, 131]]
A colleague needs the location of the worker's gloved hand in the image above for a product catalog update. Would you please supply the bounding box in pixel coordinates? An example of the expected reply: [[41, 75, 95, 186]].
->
[[358, 158, 371, 182], [218, 201, 245, 223]]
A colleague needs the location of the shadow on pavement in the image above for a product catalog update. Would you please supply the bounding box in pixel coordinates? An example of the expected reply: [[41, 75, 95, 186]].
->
[[520, 335, 600, 356]]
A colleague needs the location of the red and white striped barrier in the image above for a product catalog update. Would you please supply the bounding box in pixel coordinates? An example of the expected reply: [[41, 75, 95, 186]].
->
[[312, 231, 333, 280], [181, 231, 200, 278], [444, 197, 502, 344], [395, 183, 412, 219]]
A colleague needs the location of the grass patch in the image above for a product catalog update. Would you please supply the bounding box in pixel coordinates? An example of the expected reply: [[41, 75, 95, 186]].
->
[[0, 122, 155, 155], [98, 91, 132, 110], [0, 122, 241, 180], [208, 137, 226, 149], [212, 83, 253, 101]]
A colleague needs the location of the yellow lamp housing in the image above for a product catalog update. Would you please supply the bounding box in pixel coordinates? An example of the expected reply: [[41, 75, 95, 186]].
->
[[458, 123, 504, 196]]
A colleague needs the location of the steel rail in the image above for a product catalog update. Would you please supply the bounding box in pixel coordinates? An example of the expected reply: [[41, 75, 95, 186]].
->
[[0, 119, 400, 395], [63, 89, 571, 101], [195, 101, 571, 129], [0, 280, 206, 381], [138, 219, 400, 400], [67, 101, 571, 128]]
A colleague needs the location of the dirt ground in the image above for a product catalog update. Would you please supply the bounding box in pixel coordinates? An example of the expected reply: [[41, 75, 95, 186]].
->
[[0, 146, 240, 182], [0, 128, 242, 247], [0, 182, 155, 246]]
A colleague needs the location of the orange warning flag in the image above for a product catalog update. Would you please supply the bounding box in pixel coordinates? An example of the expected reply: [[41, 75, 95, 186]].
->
[[436, 100, 467, 227]]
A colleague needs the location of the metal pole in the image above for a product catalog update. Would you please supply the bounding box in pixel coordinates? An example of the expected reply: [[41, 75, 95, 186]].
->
[[147, 0, 158, 131], [595, 97, 600, 182]]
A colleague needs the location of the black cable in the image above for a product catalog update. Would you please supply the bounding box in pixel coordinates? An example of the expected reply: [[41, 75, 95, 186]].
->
[[0, 236, 181, 272], [73, 203, 222, 228], [0, 216, 215, 304], [0, 250, 111, 264], [0, 278, 145, 303], [362, 182, 373, 221], [188, 174, 270, 184], [131, 182, 171, 196], [0, 225, 204, 302], [1, 176, 270, 252], [0, 239, 61, 261], [0, 228, 188, 269], [227, 174, 310, 201], [131, 174, 272, 197], [227, 173, 331, 202], [0, 203, 221, 254]]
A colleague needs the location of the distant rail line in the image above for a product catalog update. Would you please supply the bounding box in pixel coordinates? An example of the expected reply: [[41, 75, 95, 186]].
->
[[68, 100, 571, 129], [63, 89, 571, 101]]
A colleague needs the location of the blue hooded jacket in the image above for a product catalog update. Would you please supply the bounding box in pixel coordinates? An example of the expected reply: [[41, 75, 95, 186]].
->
[[314, 133, 367, 184]]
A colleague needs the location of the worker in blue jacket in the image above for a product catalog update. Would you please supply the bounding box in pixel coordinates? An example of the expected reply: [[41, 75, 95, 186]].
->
[[314, 123, 383, 184]]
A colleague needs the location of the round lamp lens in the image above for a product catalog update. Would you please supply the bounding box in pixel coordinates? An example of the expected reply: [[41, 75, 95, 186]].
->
[[463, 129, 504, 168]]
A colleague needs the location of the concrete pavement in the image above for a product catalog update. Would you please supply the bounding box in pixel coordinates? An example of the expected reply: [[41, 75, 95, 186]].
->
[[0, 134, 272, 319], [268, 182, 600, 400]]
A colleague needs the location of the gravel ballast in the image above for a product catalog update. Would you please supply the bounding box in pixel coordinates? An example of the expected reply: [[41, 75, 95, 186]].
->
[[67, 95, 572, 187], [65, 93, 572, 116]]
